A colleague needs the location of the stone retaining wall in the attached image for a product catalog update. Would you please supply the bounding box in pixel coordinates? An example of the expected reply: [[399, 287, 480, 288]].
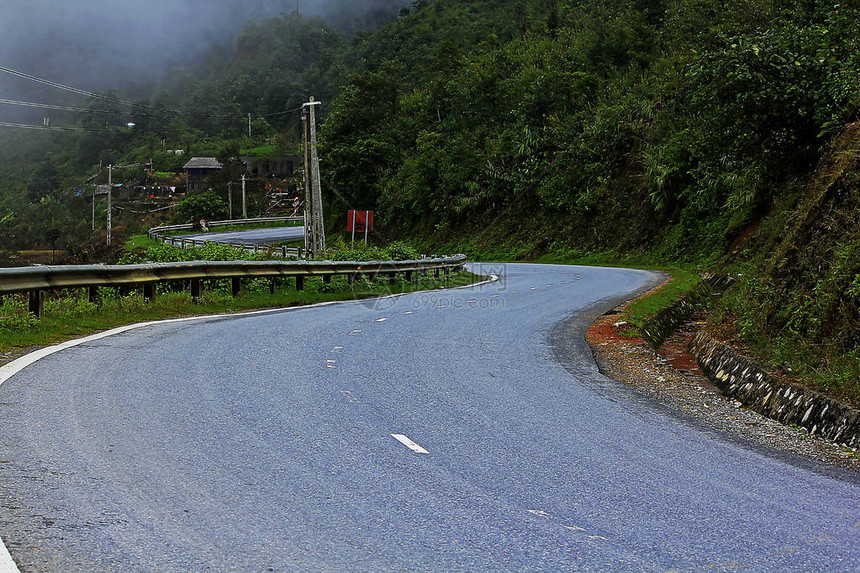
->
[[690, 330, 860, 447], [639, 274, 735, 349]]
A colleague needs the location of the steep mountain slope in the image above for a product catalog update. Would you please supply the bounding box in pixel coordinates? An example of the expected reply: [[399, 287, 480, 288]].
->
[[716, 121, 860, 400]]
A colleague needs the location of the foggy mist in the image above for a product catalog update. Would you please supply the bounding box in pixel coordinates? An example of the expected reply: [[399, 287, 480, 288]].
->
[[0, 0, 406, 118]]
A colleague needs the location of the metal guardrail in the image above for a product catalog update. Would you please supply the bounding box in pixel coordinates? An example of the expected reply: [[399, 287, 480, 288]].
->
[[0, 256, 468, 317], [148, 216, 303, 236], [148, 217, 306, 258], [158, 237, 305, 258]]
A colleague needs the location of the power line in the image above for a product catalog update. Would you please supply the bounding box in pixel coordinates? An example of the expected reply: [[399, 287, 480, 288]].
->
[[0, 65, 315, 139], [0, 120, 87, 132], [0, 64, 243, 119], [0, 120, 192, 134], [260, 105, 305, 118], [0, 97, 125, 115]]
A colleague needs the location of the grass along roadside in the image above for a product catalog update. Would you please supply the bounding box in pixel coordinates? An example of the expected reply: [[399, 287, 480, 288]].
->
[[620, 267, 701, 336], [0, 271, 480, 362]]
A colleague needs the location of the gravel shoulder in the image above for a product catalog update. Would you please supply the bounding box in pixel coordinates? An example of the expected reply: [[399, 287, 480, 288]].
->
[[586, 290, 860, 475]]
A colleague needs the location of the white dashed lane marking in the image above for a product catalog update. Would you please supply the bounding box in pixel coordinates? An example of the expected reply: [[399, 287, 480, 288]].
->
[[526, 510, 608, 541], [527, 510, 551, 518], [390, 434, 430, 455], [375, 317, 388, 322]]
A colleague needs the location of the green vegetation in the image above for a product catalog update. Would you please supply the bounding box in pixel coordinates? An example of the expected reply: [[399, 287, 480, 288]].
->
[[623, 268, 701, 333], [0, 270, 475, 355], [0, 236, 477, 354], [241, 144, 277, 156]]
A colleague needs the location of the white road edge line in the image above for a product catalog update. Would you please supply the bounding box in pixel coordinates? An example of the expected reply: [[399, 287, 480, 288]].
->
[[390, 434, 430, 455], [0, 269, 498, 572], [0, 535, 19, 573]]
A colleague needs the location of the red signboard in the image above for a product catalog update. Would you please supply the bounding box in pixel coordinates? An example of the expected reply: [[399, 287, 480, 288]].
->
[[347, 210, 374, 233]]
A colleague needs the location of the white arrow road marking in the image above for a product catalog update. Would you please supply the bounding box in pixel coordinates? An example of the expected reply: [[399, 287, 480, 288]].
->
[[390, 434, 430, 454]]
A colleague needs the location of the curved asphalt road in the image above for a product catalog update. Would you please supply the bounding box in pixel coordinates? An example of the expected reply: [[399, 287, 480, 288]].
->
[[178, 226, 305, 246], [0, 263, 857, 572]]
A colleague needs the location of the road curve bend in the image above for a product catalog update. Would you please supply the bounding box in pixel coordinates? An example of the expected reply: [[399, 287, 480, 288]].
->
[[0, 263, 857, 572], [178, 226, 305, 246]]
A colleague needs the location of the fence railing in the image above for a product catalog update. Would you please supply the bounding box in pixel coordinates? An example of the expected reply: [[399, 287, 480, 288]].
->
[[148, 217, 306, 258], [0, 256, 468, 317]]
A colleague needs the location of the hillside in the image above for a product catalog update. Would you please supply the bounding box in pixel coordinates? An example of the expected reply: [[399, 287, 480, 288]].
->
[[322, 0, 860, 261], [713, 121, 860, 401]]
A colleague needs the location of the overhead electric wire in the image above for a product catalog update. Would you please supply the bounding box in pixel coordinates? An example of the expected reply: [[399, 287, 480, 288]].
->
[[0, 64, 245, 120], [0, 120, 195, 134], [0, 120, 87, 131], [0, 97, 125, 115], [0, 65, 315, 139], [260, 105, 305, 118]]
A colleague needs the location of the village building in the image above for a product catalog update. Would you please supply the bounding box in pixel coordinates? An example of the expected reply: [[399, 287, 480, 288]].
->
[[183, 157, 223, 193]]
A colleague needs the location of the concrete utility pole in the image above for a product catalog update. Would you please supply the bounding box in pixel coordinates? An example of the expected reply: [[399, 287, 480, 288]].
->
[[91, 182, 96, 249], [302, 109, 310, 255], [248, 113, 252, 138], [227, 181, 233, 219], [106, 164, 112, 246], [241, 174, 247, 219], [303, 97, 325, 257]]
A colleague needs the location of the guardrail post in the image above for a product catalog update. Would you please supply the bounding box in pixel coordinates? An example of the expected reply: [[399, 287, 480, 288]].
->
[[348, 274, 355, 286], [28, 290, 43, 317], [232, 278, 242, 297], [181, 239, 187, 249], [405, 271, 413, 283], [434, 268, 440, 279], [388, 273, 397, 285], [269, 279, 276, 294], [144, 283, 156, 303], [444, 267, 450, 280], [282, 246, 287, 258], [190, 278, 202, 301], [296, 276, 305, 291], [88, 285, 99, 303], [323, 275, 332, 284]]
